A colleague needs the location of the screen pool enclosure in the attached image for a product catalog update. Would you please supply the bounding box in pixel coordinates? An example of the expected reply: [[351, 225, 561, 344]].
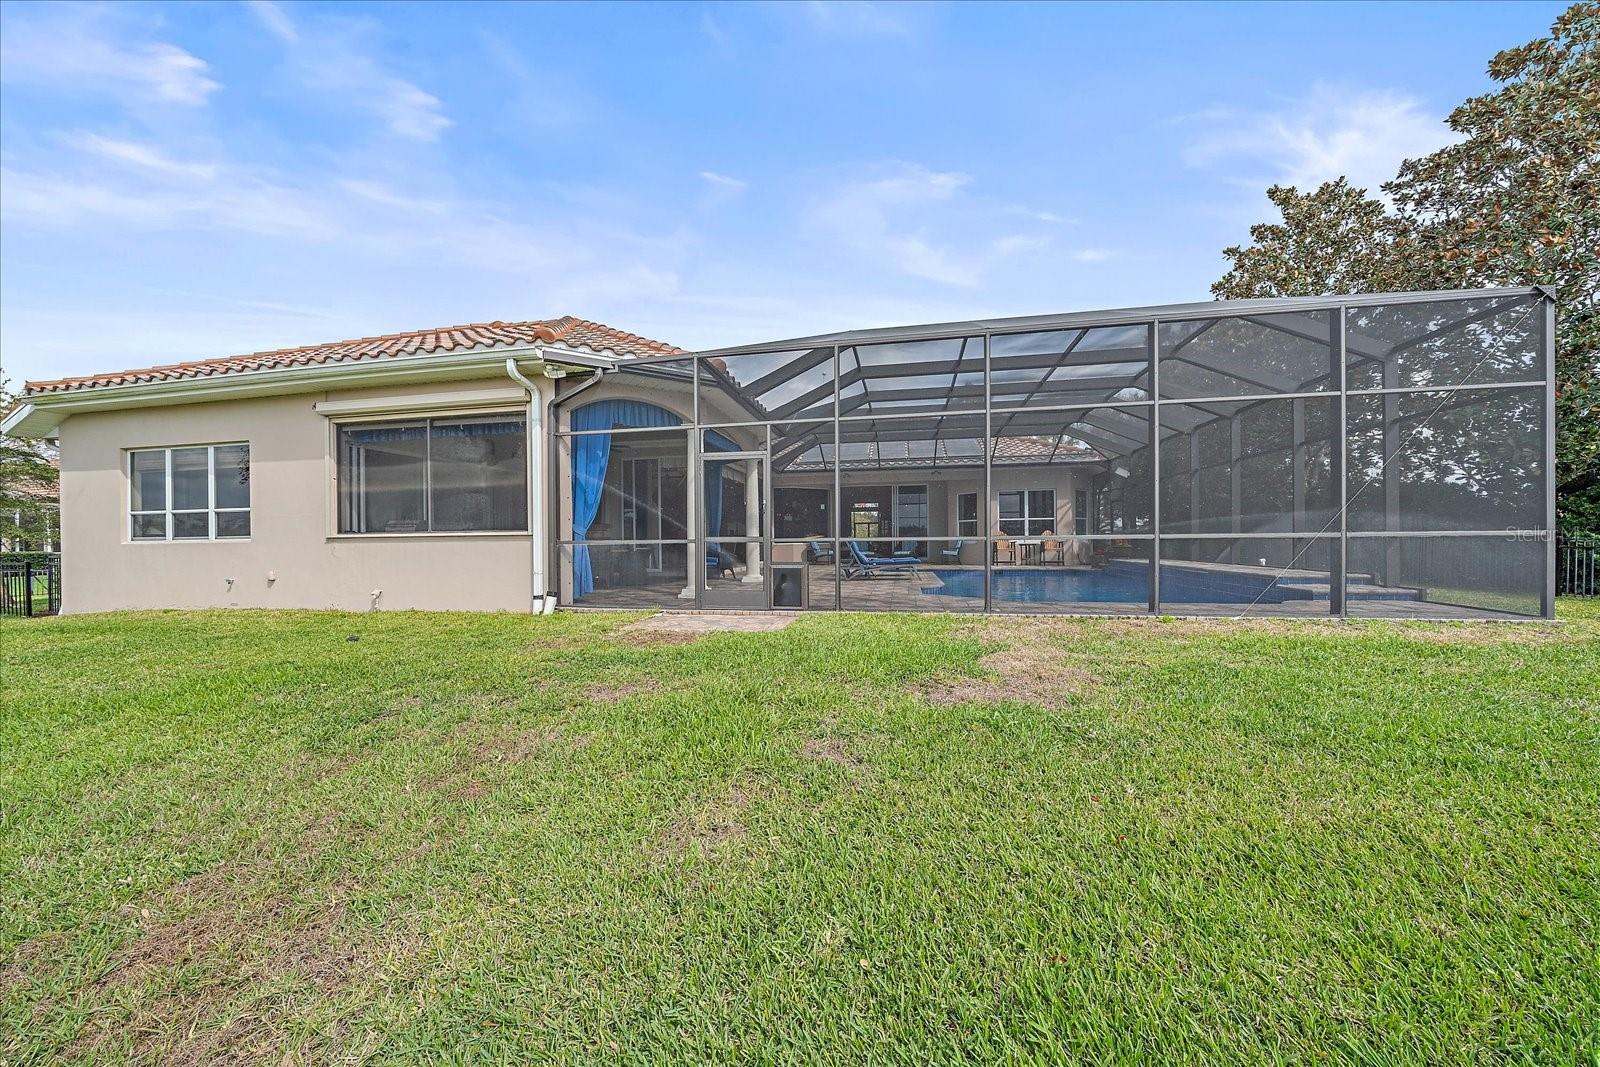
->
[[553, 287, 1556, 620]]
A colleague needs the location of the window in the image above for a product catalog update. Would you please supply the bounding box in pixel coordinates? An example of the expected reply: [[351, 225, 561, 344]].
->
[[338, 416, 526, 533], [1074, 489, 1088, 536], [997, 488, 1056, 536], [894, 484, 928, 539], [129, 444, 251, 541], [849, 498, 885, 540], [957, 492, 978, 537]]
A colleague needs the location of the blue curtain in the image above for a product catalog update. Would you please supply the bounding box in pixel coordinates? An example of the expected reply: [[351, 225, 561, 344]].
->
[[570, 433, 612, 597], [569, 400, 685, 597], [571, 400, 683, 435]]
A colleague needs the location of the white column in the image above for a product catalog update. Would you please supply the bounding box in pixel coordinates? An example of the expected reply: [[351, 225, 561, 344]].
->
[[742, 458, 763, 582]]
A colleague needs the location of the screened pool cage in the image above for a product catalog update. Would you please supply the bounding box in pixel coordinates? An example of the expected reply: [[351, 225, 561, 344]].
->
[[553, 288, 1556, 619]]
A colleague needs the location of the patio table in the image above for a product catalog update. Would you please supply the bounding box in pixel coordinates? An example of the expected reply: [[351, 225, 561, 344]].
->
[[1011, 538, 1042, 564]]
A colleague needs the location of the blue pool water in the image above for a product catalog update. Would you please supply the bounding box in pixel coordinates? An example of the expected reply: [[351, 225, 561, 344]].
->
[[925, 560, 1318, 605]]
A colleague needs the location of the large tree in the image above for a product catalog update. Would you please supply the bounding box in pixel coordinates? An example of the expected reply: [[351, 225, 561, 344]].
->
[[1214, 2, 1599, 532], [0, 379, 59, 552]]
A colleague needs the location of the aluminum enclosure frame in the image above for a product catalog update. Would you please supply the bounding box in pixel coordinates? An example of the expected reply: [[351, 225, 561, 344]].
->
[[554, 287, 1557, 620]]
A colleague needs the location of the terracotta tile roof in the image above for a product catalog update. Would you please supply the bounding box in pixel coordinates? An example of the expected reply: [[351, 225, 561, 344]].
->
[[22, 316, 683, 396], [785, 434, 1101, 472]]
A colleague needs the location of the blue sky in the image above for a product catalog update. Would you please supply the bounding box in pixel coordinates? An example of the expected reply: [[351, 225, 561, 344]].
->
[[0, 0, 1564, 385]]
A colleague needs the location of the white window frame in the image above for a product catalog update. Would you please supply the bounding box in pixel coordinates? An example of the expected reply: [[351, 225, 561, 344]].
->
[[997, 488, 1056, 537], [128, 443, 251, 542], [957, 492, 979, 537], [892, 483, 928, 539]]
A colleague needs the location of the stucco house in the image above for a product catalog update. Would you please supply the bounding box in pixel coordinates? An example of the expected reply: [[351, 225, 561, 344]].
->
[[2, 287, 1557, 619]]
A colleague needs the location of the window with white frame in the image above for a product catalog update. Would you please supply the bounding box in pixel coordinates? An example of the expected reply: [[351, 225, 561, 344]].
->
[[957, 492, 978, 537], [894, 484, 928, 539], [997, 488, 1056, 537], [336, 415, 527, 534], [129, 444, 251, 540]]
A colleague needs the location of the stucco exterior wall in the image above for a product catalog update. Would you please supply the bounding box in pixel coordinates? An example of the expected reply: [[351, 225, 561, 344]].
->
[[55, 378, 540, 615]]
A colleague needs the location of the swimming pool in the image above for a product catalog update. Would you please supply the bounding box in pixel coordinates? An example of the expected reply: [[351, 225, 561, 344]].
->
[[924, 560, 1321, 605]]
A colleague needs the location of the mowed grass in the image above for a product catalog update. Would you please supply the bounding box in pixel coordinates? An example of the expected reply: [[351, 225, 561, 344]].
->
[[2, 603, 1597, 1066]]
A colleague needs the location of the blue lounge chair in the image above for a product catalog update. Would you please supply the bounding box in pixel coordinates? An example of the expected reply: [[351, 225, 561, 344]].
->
[[807, 540, 835, 563], [844, 540, 920, 579]]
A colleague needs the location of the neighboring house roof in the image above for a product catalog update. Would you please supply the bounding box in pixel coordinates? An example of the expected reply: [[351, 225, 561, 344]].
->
[[2, 454, 58, 507], [782, 433, 1102, 473], [22, 316, 683, 397], [13, 475, 59, 505]]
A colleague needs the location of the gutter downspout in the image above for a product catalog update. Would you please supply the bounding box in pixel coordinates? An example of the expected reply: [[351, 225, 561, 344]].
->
[[505, 357, 550, 615]]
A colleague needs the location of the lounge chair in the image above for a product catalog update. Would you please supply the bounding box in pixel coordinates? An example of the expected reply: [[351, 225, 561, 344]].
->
[[844, 539, 920, 579], [939, 539, 968, 563], [807, 540, 835, 563]]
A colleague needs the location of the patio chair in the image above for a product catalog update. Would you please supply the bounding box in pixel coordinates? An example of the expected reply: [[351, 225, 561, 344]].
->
[[992, 537, 1014, 564], [706, 546, 737, 578], [893, 540, 921, 560], [1041, 533, 1063, 565], [939, 539, 968, 563], [843, 539, 920, 579], [807, 540, 835, 563]]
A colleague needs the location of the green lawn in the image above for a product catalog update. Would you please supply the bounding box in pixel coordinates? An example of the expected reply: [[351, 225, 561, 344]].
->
[[3, 604, 1597, 1065]]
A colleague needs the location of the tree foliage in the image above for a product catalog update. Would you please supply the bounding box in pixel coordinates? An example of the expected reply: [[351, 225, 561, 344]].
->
[[0, 379, 59, 550], [1214, 2, 1599, 532]]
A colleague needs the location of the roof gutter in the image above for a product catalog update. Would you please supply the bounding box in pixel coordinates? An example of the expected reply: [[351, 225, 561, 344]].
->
[[5, 342, 619, 438], [1, 403, 38, 438]]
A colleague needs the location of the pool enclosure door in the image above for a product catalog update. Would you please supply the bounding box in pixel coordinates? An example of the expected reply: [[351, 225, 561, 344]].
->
[[699, 452, 770, 609]]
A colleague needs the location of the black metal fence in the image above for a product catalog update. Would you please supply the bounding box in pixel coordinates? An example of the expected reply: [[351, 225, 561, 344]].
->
[[1559, 536, 1597, 596], [0, 554, 61, 617]]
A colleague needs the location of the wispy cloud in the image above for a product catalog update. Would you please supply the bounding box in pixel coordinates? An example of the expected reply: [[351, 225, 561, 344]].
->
[[701, 10, 731, 48], [63, 133, 219, 180], [1181, 85, 1455, 195], [0, 6, 220, 106], [338, 179, 449, 214], [1071, 248, 1112, 263], [700, 170, 749, 194], [810, 163, 1056, 289], [243, 0, 298, 43], [477, 33, 590, 131], [812, 164, 978, 286], [246, 1, 451, 142], [0, 163, 338, 239], [791, 1, 915, 38], [1, 140, 688, 304]]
